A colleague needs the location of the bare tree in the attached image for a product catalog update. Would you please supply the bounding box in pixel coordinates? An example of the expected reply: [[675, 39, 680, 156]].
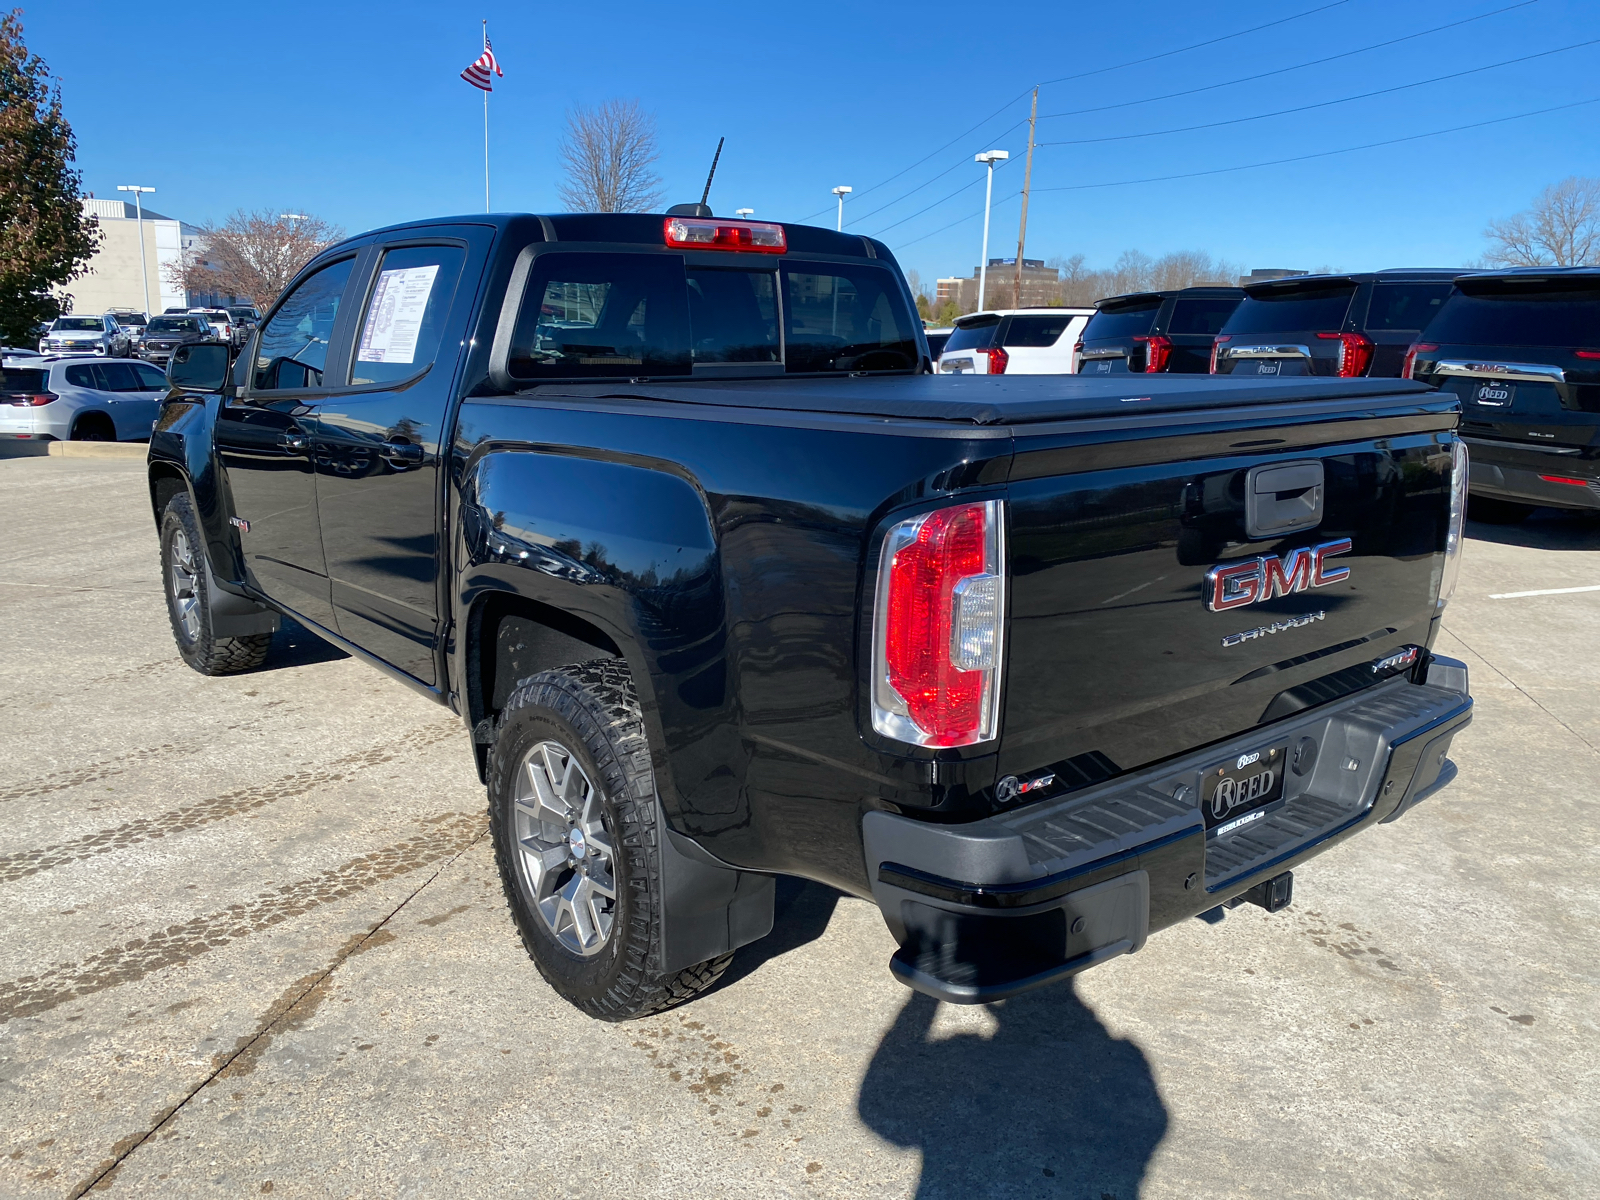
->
[[557, 100, 664, 213], [166, 210, 343, 310], [1048, 248, 1239, 305], [1483, 177, 1600, 267]]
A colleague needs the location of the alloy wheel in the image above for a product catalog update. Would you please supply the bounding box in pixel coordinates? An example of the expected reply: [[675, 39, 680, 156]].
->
[[168, 527, 201, 642], [512, 739, 618, 956]]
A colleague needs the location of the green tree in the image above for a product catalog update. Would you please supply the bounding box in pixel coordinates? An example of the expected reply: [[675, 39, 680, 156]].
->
[[0, 10, 100, 345]]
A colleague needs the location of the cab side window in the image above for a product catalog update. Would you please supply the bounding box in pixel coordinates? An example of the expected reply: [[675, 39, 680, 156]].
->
[[253, 258, 356, 391], [350, 245, 466, 386], [64, 365, 97, 389]]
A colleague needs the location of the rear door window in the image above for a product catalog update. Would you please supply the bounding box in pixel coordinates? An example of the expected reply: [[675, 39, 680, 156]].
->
[[133, 363, 169, 390], [351, 244, 467, 386], [1365, 283, 1451, 331], [1083, 303, 1160, 341], [782, 264, 918, 373], [943, 317, 1001, 353], [95, 362, 142, 392], [65, 365, 98, 389], [1424, 287, 1600, 346], [507, 252, 691, 380], [1223, 285, 1356, 335], [1003, 315, 1073, 348], [1168, 295, 1241, 336]]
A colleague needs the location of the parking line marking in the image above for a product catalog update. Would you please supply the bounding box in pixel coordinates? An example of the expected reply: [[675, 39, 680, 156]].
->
[[1487, 584, 1600, 599]]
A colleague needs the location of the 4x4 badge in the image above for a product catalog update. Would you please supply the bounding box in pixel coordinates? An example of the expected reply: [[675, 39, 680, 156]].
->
[[1205, 539, 1351, 612]]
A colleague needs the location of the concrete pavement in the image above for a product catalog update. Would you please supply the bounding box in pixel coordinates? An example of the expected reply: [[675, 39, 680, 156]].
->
[[0, 454, 1595, 1198]]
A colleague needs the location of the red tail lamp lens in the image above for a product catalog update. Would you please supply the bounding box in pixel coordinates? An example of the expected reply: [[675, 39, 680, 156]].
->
[[1402, 342, 1437, 380], [1317, 331, 1374, 377], [872, 501, 1005, 747], [1210, 335, 1230, 374], [983, 347, 1009, 374], [1134, 334, 1173, 373], [1575, 349, 1600, 359], [662, 216, 786, 253]]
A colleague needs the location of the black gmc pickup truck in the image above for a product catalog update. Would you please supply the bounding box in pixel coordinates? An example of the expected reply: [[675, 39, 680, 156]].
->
[[147, 211, 1473, 1020]]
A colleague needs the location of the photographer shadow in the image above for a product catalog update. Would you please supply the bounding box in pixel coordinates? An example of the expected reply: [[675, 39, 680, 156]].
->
[[858, 984, 1167, 1199]]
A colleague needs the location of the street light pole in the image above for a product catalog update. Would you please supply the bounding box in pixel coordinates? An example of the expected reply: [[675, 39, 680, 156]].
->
[[832, 185, 852, 231], [973, 151, 1008, 313], [117, 185, 156, 315], [279, 212, 308, 227], [735, 208, 754, 219]]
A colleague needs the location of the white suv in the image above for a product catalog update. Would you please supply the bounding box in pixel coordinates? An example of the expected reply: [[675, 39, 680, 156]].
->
[[1, 356, 169, 442], [936, 308, 1096, 374]]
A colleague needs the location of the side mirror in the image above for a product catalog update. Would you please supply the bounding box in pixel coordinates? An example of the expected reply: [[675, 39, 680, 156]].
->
[[168, 342, 231, 391]]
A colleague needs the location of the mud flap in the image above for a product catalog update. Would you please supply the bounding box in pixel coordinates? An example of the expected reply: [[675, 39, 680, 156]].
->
[[657, 808, 775, 973]]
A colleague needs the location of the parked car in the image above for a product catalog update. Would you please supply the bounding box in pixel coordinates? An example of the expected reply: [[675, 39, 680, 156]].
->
[[138, 315, 219, 366], [188, 308, 235, 345], [1076, 286, 1244, 375], [937, 307, 1096, 374], [1211, 270, 1456, 378], [146, 210, 1470, 1019], [2, 346, 43, 361], [106, 310, 150, 357], [226, 305, 262, 337], [1405, 266, 1600, 522], [38, 314, 119, 356], [923, 326, 953, 360], [1, 356, 168, 442]]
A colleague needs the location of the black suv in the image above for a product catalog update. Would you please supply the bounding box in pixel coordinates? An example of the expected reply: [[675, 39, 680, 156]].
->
[[1211, 270, 1456, 379], [1076, 286, 1243, 375], [1406, 267, 1600, 522]]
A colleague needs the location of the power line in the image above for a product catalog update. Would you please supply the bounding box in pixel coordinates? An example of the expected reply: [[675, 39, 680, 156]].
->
[[797, 0, 1357, 223], [869, 159, 1015, 237], [1030, 96, 1600, 196], [1034, 0, 1539, 123], [895, 192, 1021, 251], [1035, 38, 1600, 147]]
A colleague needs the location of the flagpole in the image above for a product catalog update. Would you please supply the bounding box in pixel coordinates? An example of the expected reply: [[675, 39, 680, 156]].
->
[[482, 19, 490, 212]]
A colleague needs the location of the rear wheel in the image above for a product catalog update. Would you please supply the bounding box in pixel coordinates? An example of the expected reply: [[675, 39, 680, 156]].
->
[[488, 660, 732, 1021], [71, 413, 115, 441], [161, 493, 272, 674], [1467, 495, 1533, 524]]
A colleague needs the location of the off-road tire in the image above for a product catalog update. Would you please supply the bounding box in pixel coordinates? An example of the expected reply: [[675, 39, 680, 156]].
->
[[488, 659, 732, 1021], [160, 492, 273, 675], [1467, 495, 1533, 524]]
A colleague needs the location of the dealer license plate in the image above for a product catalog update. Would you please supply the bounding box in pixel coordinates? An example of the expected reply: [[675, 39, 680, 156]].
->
[[1203, 744, 1288, 836], [1474, 380, 1514, 407]]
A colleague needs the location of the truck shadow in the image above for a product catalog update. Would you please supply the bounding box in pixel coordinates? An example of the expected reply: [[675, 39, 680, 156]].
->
[[1467, 509, 1600, 551], [858, 986, 1167, 1200], [258, 616, 351, 671], [710, 877, 841, 994]]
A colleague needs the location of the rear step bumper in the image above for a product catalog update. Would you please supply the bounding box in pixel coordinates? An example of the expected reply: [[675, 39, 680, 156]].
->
[[863, 659, 1473, 1004]]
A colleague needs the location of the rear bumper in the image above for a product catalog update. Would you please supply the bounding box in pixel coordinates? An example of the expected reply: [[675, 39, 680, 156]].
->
[[1467, 445, 1600, 510], [862, 662, 1472, 1003]]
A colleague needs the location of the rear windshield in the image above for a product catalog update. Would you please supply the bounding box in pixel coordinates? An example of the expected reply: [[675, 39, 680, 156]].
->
[[1424, 286, 1600, 347], [2, 368, 48, 392], [506, 252, 918, 379], [1223, 285, 1356, 335], [1082, 302, 1160, 341], [1365, 283, 1451, 331], [1003, 314, 1074, 348], [1168, 294, 1241, 336], [53, 317, 102, 331], [111, 314, 146, 326], [148, 317, 203, 333], [943, 316, 1001, 353]]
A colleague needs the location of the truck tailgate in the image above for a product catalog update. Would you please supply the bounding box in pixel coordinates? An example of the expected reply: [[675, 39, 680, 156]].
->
[[996, 390, 1458, 785]]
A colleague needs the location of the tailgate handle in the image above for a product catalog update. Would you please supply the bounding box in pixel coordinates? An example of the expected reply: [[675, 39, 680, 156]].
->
[[1247, 460, 1323, 538]]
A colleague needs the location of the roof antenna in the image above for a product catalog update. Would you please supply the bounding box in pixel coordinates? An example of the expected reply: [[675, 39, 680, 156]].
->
[[665, 137, 725, 217]]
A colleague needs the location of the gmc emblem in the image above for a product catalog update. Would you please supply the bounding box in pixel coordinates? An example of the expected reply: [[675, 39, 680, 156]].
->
[[1205, 538, 1353, 612]]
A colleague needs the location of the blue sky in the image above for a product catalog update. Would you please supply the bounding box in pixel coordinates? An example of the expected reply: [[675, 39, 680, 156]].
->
[[29, 0, 1600, 286]]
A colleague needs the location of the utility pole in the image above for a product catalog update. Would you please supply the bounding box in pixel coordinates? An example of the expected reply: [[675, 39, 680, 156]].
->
[[1012, 87, 1038, 310], [117, 185, 156, 314], [974, 151, 1008, 312]]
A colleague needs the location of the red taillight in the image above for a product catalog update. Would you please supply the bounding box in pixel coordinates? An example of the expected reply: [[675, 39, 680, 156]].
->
[[872, 500, 1005, 748], [1575, 349, 1600, 359], [4, 392, 58, 406], [983, 346, 1009, 374], [1210, 335, 1230, 374], [1317, 331, 1374, 377], [1134, 334, 1173, 373], [663, 216, 786, 253], [1402, 342, 1438, 380], [1539, 474, 1592, 487]]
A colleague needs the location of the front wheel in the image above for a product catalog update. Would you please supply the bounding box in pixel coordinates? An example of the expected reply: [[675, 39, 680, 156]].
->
[[161, 493, 272, 674], [488, 660, 732, 1021]]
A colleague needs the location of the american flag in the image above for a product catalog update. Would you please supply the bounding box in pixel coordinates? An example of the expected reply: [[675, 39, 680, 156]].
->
[[460, 39, 503, 91]]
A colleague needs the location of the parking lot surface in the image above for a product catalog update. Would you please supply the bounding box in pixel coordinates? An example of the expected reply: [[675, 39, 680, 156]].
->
[[1, 454, 1596, 1199]]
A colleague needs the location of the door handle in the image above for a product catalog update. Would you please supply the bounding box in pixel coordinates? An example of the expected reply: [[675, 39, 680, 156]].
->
[[381, 439, 425, 465], [280, 431, 309, 452]]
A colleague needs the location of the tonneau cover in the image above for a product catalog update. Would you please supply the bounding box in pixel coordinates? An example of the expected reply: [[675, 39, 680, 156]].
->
[[524, 374, 1434, 426]]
